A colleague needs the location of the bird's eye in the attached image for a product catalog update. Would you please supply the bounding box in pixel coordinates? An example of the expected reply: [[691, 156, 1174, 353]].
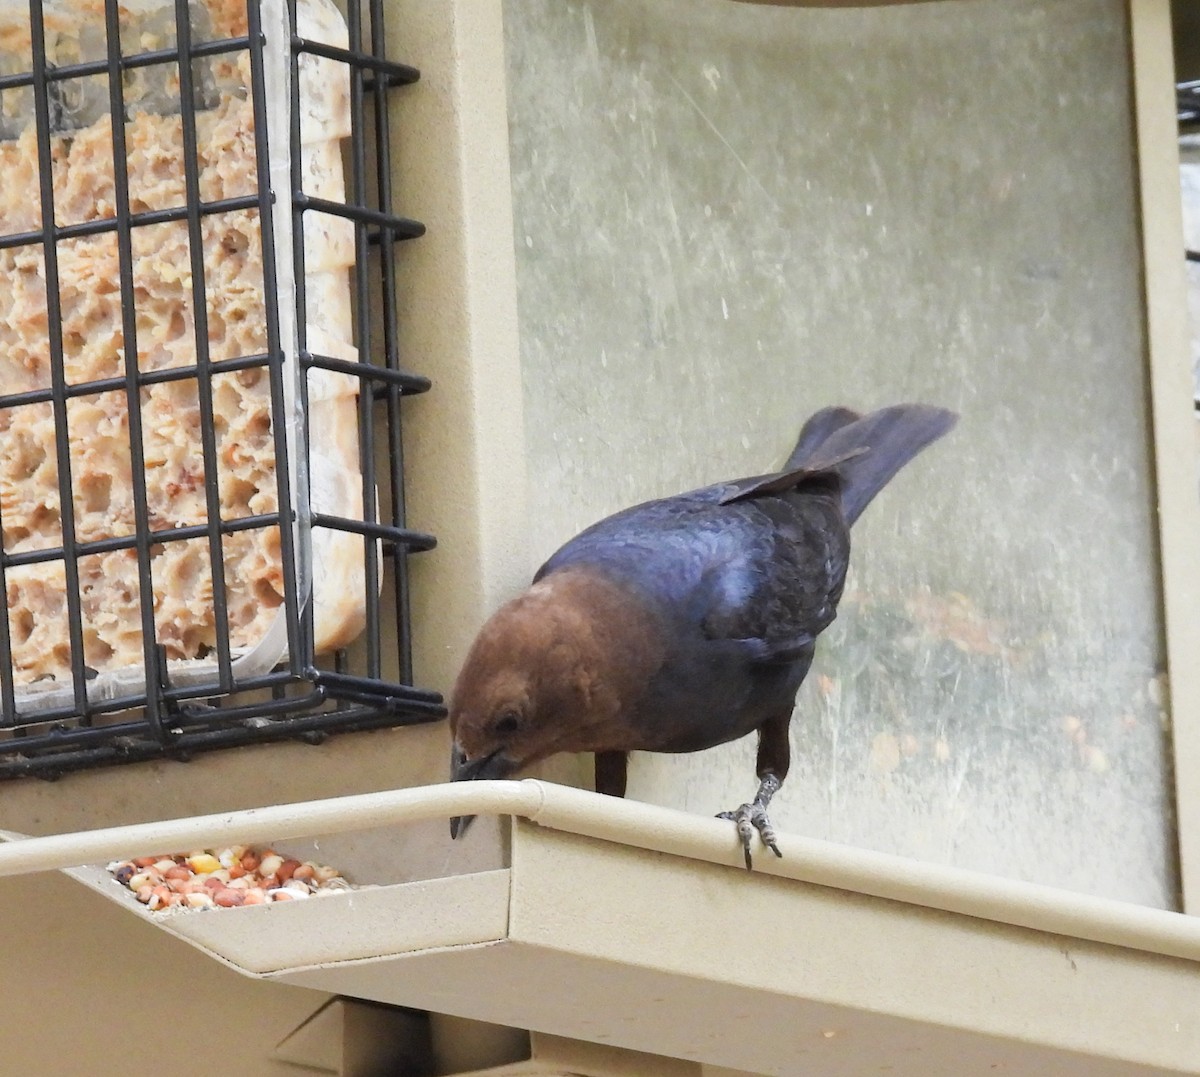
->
[[494, 710, 521, 736]]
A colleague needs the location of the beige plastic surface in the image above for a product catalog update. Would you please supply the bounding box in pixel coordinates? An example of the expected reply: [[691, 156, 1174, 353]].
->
[[3, 777, 1200, 1073], [1132, 0, 1200, 910]]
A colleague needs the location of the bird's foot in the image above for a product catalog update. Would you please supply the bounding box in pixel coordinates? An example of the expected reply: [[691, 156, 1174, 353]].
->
[[717, 801, 782, 870], [718, 773, 783, 870]]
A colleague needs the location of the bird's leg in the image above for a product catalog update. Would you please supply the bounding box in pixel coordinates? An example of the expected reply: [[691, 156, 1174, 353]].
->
[[718, 713, 790, 870], [594, 750, 628, 798]]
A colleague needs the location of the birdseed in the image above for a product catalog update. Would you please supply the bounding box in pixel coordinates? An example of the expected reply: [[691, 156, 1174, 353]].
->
[[106, 846, 352, 912]]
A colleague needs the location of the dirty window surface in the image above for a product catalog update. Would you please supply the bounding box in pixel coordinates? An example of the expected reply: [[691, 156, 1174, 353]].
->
[[504, 0, 1177, 908]]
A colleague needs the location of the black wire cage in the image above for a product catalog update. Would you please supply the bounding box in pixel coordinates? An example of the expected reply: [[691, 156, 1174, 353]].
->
[[1181, 78, 1200, 132], [0, 0, 443, 778]]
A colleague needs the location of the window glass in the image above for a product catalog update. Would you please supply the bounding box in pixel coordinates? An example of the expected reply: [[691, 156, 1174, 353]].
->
[[504, 0, 1177, 908]]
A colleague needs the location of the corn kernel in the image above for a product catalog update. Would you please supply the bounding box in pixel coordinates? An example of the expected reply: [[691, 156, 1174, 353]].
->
[[187, 853, 222, 875]]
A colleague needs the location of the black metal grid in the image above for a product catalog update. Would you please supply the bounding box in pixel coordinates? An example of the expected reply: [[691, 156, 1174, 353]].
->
[[0, 0, 443, 777], [1180, 78, 1200, 131]]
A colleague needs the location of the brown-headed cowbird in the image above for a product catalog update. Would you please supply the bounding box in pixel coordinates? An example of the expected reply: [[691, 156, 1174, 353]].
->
[[448, 404, 957, 867]]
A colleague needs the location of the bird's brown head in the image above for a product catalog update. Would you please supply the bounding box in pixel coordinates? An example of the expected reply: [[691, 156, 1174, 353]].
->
[[447, 569, 663, 838]]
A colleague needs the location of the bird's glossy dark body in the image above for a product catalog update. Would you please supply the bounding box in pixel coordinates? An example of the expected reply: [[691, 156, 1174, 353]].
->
[[536, 481, 848, 755]]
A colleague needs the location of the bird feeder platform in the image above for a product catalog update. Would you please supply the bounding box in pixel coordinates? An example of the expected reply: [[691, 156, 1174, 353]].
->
[[1, 780, 1199, 1077]]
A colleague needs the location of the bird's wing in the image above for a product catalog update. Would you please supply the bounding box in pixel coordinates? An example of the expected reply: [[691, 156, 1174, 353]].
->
[[538, 492, 851, 663], [712, 447, 867, 506], [694, 495, 850, 660]]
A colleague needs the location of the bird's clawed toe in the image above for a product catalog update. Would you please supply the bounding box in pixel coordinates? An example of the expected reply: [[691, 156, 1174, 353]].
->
[[718, 800, 782, 870]]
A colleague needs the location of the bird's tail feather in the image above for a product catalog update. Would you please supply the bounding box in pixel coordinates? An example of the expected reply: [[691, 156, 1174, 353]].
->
[[789, 404, 958, 524], [784, 406, 861, 469]]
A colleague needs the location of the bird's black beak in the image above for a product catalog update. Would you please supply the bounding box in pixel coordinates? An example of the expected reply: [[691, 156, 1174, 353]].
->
[[449, 742, 518, 839]]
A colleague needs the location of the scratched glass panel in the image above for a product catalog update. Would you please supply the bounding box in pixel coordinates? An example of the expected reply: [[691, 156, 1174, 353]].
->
[[503, 0, 1177, 907]]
